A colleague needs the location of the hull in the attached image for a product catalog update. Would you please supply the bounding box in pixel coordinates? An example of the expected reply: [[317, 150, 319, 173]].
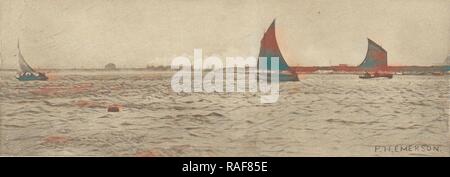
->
[[279, 73, 300, 82], [258, 72, 300, 82], [359, 74, 393, 79], [431, 72, 445, 76], [17, 75, 48, 81]]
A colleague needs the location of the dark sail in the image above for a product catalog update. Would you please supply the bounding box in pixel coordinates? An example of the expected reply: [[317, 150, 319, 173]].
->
[[257, 19, 290, 71], [257, 19, 298, 82], [358, 38, 387, 71], [445, 56, 450, 72]]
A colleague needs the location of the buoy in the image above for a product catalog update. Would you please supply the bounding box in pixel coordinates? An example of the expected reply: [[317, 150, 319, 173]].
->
[[107, 105, 120, 112]]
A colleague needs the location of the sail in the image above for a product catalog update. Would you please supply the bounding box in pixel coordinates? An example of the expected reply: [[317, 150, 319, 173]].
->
[[257, 19, 290, 71], [445, 56, 450, 72], [358, 38, 387, 71], [0, 51, 3, 68], [0, 52, 3, 68], [0, 41, 3, 68], [17, 42, 36, 73]]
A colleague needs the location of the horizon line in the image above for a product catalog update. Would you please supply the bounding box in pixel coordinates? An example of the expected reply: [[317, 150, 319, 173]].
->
[[1, 64, 449, 71]]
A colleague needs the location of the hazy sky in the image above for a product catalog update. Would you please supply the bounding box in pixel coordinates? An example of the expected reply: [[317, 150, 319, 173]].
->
[[0, 0, 449, 69]]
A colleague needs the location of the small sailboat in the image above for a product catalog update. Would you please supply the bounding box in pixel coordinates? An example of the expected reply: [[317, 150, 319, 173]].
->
[[16, 41, 48, 81], [358, 38, 393, 79], [257, 19, 299, 82]]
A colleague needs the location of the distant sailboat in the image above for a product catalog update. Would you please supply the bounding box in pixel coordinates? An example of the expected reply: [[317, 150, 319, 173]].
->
[[16, 41, 48, 81], [358, 38, 392, 79], [257, 19, 299, 82]]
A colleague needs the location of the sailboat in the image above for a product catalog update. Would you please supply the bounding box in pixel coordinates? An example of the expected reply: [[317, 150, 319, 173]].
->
[[16, 41, 48, 81], [257, 19, 299, 82], [358, 38, 393, 79]]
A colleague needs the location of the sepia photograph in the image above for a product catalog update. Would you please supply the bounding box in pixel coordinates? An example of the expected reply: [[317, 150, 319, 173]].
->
[[0, 0, 449, 164]]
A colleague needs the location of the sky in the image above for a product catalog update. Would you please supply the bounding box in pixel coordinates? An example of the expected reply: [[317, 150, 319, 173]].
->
[[0, 0, 449, 69]]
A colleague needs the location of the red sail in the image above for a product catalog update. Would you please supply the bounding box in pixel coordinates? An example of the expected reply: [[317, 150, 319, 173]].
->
[[358, 38, 387, 71], [258, 19, 289, 71]]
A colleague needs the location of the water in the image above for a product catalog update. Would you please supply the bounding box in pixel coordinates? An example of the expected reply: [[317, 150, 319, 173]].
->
[[0, 70, 449, 156]]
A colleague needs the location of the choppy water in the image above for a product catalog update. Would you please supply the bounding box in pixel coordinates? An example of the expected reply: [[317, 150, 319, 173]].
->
[[0, 70, 449, 156]]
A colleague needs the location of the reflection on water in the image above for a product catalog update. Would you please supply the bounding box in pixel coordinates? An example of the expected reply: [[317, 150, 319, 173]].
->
[[0, 70, 448, 156]]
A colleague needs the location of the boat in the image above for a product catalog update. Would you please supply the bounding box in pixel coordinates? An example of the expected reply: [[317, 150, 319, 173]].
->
[[16, 41, 48, 81], [359, 71, 393, 79], [358, 38, 393, 79], [431, 72, 445, 76], [257, 19, 299, 82]]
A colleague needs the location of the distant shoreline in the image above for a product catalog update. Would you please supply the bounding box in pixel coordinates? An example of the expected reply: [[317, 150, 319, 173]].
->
[[0, 64, 448, 71], [0, 68, 448, 77], [0, 68, 171, 72], [1, 64, 448, 76]]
